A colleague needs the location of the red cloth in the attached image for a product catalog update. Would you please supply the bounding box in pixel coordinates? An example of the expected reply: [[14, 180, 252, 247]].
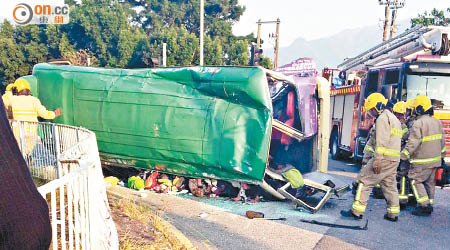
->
[[281, 92, 295, 145]]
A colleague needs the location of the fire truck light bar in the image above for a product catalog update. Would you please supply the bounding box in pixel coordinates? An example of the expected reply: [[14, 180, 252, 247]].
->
[[415, 55, 450, 63]]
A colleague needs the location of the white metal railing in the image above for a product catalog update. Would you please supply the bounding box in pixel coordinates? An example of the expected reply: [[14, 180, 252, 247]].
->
[[10, 120, 118, 250]]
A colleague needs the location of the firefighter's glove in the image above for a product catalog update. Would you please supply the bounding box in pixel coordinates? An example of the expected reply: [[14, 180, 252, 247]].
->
[[373, 158, 382, 174]]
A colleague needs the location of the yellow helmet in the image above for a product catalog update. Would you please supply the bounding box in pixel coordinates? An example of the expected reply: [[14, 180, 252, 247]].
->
[[405, 99, 414, 110], [393, 101, 406, 114], [14, 79, 30, 92], [364, 93, 387, 114], [412, 95, 432, 112], [5, 83, 15, 92]]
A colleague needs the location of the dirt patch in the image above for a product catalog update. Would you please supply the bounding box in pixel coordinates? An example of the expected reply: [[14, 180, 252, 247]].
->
[[109, 196, 173, 250]]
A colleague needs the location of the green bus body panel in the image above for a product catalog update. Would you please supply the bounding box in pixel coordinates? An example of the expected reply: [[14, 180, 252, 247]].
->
[[32, 63, 273, 183]]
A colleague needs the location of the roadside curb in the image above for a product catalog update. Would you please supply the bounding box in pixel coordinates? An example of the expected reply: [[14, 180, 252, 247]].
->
[[107, 186, 197, 250]]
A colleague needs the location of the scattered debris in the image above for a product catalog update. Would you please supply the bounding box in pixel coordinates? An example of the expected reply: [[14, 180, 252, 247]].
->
[[245, 210, 287, 221], [128, 176, 145, 190], [105, 176, 120, 186], [300, 219, 368, 230], [198, 213, 209, 218]]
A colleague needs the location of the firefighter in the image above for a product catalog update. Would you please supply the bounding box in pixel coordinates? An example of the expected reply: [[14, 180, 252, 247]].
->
[[392, 101, 410, 208], [401, 95, 446, 216], [9, 79, 62, 122], [351, 123, 375, 194], [2, 83, 16, 118], [341, 93, 402, 221], [9, 78, 62, 154], [405, 99, 416, 127]]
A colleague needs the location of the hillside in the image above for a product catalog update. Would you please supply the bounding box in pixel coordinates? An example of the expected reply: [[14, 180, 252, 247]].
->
[[267, 20, 410, 69]]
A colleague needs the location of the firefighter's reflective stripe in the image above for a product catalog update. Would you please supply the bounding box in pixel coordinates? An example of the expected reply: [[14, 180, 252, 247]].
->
[[422, 134, 443, 142], [410, 156, 441, 165], [417, 196, 429, 204], [399, 177, 408, 200], [376, 146, 400, 157], [355, 183, 363, 201], [411, 180, 429, 204], [402, 128, 408, 136], [442, 146, 447, 154], [363, 145, 375, 155], [430, 199, 434, 205], [352, 201, 366, 213], [12, 111, 38, 116], [352, 183, 366, 212], [401, 149, 410, 159], [390, 128, 403, 137], [387, 206, 400, 214]]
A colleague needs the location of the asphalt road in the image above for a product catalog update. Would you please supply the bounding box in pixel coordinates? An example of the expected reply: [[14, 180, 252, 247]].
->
[[111, 157, 450, 250]]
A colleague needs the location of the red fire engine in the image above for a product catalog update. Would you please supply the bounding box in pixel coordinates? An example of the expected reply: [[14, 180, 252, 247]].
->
[[324, 25, 450, 163]]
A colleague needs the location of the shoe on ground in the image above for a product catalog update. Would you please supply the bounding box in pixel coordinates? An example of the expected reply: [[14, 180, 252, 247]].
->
[[384, 214, 398, 222], [340, 210, 363, 220], [400, 203, 407, 210], [412, 205, 432, 216]]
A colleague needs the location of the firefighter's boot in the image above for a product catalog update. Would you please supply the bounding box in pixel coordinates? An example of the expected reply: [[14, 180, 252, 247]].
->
[[412, 204, 433, 216], [340, 210, 363, 220], [384, 214, 398, 222]]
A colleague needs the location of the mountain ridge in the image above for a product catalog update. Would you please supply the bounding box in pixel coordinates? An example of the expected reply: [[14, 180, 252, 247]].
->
[[266, 19, 410, 70]]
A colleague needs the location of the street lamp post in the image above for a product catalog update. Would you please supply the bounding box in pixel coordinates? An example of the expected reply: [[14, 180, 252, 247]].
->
[[199, 0, 204, 66]]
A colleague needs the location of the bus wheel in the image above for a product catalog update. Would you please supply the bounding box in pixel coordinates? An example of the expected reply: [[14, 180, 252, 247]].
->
[[330, 131, 341, 160]]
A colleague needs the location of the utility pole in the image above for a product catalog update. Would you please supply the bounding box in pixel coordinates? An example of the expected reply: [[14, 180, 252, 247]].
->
[[383, 4, 390, 41], [274, 18, 280, 68], [389, 1, 405, 39], [379, 0, 406, 41], [199, 0, 204, 66], [389, 7, 398, 39], [256, 19, 280, 67], [256, 19, 262, 49]]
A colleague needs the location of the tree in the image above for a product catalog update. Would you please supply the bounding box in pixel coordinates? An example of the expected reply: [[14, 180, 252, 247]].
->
[[411, 8, 450, 27], [128, 38, 154, 68], [125, 0, 248, 66], [0, 21, 27, 85], [126, 0, 245, 37], [259, 55, 273, 70], [62, 0, 143, 67], [204, 36, 223, 65], [44, 25, 62, 59], [228, 40, 249, 65], [14, 25, 49, 75], [150, 26, 199, 66]]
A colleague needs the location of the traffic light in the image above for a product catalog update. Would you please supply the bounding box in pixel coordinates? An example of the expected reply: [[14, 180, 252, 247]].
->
[[250, 43, 263, 66]]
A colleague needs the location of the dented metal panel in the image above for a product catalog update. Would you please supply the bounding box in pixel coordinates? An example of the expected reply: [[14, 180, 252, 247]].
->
[[31, 63, 273, 183]]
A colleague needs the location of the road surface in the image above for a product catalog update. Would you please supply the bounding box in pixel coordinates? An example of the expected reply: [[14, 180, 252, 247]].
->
[[109, 157, 450, 250]]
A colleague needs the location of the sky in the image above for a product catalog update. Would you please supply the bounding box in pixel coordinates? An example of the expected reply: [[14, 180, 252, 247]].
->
[[233, 0, 450, 48], [0, 0, 449, 48]]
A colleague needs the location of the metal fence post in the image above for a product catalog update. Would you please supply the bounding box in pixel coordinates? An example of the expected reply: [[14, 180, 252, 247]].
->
[[53, 124, 63, 178]]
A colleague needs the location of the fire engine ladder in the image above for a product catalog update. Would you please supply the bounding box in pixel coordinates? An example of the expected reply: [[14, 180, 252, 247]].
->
[[338, 25, 450, 72]]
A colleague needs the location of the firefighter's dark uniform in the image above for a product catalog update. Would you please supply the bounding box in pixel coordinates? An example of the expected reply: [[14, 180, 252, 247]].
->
[[398, 122, 410, 205], [401, 114, 446, 208], [352, 109, 402, 218]]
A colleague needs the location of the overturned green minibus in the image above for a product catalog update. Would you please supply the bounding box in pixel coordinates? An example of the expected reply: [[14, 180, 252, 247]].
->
[[24, 63, 339, 213]]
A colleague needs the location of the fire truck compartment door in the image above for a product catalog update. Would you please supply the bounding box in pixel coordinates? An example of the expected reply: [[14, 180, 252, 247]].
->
[[341, 94, 356, 148], [332, 95, 344, 120]]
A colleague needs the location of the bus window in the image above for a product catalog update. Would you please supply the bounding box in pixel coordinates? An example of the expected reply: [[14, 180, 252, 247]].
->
[[364, 71, 379, 98]]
